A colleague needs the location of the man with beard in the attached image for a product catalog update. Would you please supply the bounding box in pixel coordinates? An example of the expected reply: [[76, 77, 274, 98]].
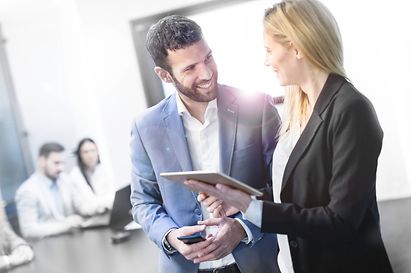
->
[[130, 15, 281, 273], [16, 142, 95, 239]]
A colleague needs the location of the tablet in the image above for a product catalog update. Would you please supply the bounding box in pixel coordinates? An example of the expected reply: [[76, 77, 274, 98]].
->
[[160, 171, 263, 196]]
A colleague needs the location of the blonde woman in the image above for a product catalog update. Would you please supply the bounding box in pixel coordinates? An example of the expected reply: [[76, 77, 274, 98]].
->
[[186, 0, 393, 272]]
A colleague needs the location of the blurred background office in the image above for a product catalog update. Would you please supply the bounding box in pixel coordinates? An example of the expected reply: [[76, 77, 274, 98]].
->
[[0, 0, 410, 272]]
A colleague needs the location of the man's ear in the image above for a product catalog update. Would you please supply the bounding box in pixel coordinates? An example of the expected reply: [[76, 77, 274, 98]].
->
[[154, 67, 173, 83], [38, 156, 46, 169]]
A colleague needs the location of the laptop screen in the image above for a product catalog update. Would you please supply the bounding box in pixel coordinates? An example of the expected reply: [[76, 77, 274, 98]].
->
[[109, 184, 133, 230]]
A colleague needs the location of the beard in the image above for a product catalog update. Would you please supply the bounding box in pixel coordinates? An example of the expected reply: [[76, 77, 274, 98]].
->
[[171, 73, 218, 103], [44, 170, 61, 182]]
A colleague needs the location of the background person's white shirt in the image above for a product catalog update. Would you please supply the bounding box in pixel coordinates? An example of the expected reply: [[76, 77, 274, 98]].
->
[[70, 164, 115, 211], [15, 172, 88, 238]]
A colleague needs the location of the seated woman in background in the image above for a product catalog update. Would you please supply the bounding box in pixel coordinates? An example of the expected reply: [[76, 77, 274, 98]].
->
[[0, 200, 34, 272], [70, 138, 115, 212]]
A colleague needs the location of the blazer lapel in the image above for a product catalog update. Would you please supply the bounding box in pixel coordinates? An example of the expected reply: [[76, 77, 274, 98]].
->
[[162, 94, 193, 171], [281, 74, 345, 191], [281, 113, 322, 190], [218, 86, 238, 175]]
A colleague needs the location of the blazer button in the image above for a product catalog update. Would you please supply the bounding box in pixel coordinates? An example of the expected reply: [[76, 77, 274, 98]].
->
[[289, 240, 298, 248], [194, 208, 201, 215]]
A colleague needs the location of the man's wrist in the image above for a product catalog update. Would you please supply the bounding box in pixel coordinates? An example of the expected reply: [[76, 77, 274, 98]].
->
[[162, 229, 177, 255], [234, 218, 253, 244]]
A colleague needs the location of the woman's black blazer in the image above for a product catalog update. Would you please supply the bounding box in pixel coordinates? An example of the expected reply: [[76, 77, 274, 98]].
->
[[262, 74, 393, 273]]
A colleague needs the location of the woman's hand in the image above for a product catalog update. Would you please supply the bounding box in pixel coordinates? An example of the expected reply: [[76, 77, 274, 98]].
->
[[197, 193, 239, 217], [185, 180, 252, 213]]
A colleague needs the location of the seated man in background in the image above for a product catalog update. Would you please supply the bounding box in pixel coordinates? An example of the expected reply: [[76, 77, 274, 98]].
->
[[0, 199, 34, 272], [15, 142, 100, 239]]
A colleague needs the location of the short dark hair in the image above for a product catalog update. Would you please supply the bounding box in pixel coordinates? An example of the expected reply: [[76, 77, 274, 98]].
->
[[146, 15, 203, 71], [38, 142, 65, 158]]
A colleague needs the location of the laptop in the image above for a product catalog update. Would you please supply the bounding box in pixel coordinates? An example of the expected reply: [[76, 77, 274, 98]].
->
[[80, 184, 140, 230]]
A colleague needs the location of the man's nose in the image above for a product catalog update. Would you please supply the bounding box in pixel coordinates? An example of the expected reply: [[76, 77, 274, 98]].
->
[[198, 64, 212, 80], [57, 164, 65, 172]]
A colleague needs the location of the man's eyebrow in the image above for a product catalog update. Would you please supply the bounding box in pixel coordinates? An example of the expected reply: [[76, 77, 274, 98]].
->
[[181, 50, 213, 72], [182, 63, 196, 72]]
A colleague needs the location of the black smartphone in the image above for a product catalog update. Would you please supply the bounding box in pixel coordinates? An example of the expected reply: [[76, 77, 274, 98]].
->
[[177, 232, 206, 244]]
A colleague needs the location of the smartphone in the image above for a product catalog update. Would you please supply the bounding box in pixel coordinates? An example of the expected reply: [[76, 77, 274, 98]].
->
[[177, 232, 206, 244]]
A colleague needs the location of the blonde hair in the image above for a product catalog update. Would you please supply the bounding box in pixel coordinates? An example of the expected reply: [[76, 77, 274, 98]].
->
[[264, 0, 346, 135]]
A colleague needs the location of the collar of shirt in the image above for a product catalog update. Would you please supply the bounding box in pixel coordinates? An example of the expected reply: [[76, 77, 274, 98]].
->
[[37, 171, 59, 189], [175, 93, 217, 125]]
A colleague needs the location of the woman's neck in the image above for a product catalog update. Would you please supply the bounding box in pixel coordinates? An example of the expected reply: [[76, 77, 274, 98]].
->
[[300, 69, 329, 111], [298, 69, 329, 132], [86, 165, 96, 176]]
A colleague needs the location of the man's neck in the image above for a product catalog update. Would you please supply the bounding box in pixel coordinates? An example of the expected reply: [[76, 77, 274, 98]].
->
[[178, 95, 209, 124], [41, 171, 58, 184]]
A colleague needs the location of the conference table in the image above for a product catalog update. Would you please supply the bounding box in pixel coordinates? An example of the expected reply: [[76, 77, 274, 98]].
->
[[9, 198, 411, 273], [12, 228, 159, 273]]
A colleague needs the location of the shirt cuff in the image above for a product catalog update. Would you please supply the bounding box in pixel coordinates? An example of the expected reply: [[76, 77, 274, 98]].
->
[[234, 218, 253, 244], [3, 255, 11, 269], [161, 228, 177, 255], [241, 199, 263, 228]]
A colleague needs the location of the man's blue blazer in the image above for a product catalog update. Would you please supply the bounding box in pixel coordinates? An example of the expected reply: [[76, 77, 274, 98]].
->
[[130, 85, 281, 273]]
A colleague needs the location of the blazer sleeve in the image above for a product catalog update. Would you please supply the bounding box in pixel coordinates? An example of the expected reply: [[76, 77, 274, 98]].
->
[[3, 221, 28, 251], [262, 97, 383, 242], [233, 214, 265, 246], [130, 120, 179, 250], [0, 218, 31, 272]]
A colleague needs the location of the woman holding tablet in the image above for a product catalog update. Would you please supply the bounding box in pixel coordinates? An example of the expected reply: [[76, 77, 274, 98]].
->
[[185, 0, 393, 272]]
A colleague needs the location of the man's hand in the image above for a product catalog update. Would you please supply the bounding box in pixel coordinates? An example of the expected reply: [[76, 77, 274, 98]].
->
[[197, 193, 239, 217], [95, 205, 108, 215], [192, 217, 246, 263], [9, 245, 34, 267], [166, 225, 214, 261], [185, 180, 252, 212], [65, 214, 83, 231]]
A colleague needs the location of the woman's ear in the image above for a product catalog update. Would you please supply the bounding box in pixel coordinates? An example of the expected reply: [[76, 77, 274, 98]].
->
[[289, 42, 304, 60], [154, 67, 173, 83], [294, 47, 304, 60]]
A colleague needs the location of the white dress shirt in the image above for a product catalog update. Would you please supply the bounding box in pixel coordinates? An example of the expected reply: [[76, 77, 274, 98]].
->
[[70, 164, 116, 210], [15, 172, 87, 238], [244, 128, 300, 273], [176, 94, 251, 269]]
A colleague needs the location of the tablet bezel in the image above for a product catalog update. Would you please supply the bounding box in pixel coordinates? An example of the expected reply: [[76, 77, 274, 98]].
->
[[160, 171, 263, 196]]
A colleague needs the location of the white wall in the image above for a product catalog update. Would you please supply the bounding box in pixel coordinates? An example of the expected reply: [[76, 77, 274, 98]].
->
[[0, 0, 213, 189], [326, 0, 411, 199], [0, 0, 410, 198]]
